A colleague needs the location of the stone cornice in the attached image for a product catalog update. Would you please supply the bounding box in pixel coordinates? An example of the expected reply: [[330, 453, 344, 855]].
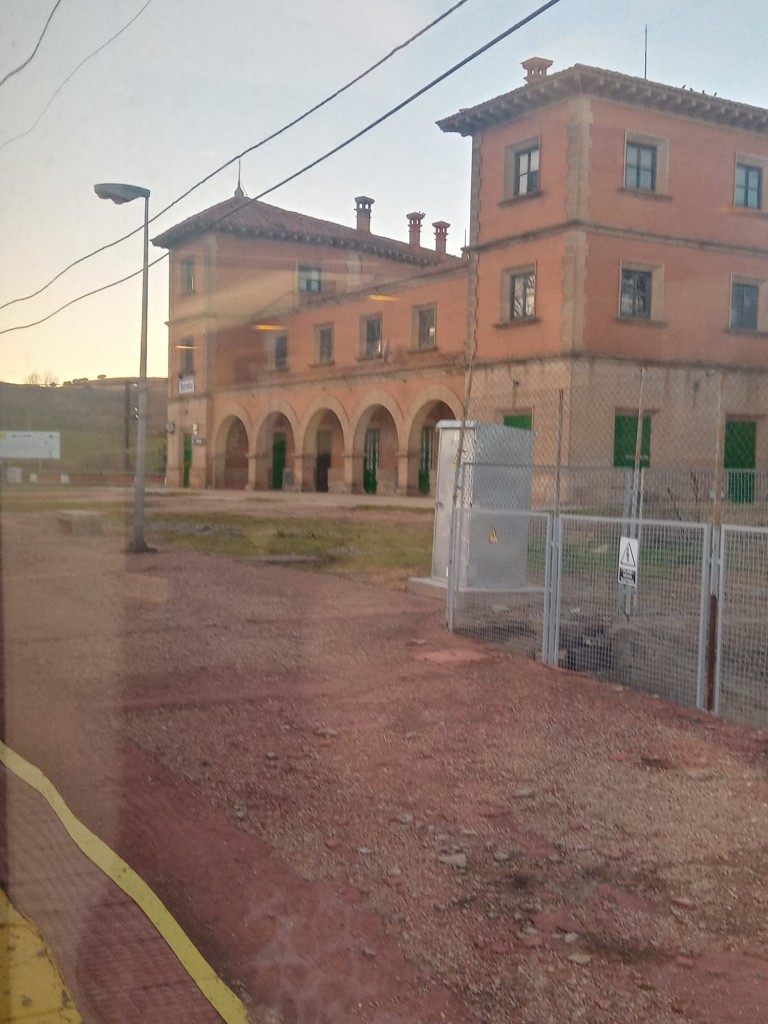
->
[[438, 64, 768, 138]]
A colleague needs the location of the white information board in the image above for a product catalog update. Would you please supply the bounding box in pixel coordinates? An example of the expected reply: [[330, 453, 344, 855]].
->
[[0, 431, 60, 460]]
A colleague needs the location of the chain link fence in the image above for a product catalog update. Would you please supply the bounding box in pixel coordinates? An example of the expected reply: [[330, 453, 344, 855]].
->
[[443, 357, 768, 728], [461, 358, 768, 524], [717, 526, 768, 726]]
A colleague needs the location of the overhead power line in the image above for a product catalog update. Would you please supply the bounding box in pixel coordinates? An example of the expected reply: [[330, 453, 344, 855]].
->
[[0, 0, 471, 313], [0, 0, 565, 338], [0, 0, 156, 154], [0, 0, 64, 90]]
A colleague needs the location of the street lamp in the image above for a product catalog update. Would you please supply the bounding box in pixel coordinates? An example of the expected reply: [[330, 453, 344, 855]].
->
[[94, 182, 151, 553]]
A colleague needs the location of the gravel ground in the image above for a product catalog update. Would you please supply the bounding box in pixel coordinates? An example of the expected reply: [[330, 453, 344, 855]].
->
[[3, 494, 768, 1024]]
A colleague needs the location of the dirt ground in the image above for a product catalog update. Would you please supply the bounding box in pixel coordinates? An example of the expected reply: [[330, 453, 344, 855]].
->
[[3, 491, 768, 1024]]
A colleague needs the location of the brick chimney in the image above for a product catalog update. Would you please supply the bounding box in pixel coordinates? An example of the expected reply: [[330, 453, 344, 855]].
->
[[432, 221, 449, 255], [355, 196, 374, 233], [407, 211, 425, 247], [522, 56, 553, 84]]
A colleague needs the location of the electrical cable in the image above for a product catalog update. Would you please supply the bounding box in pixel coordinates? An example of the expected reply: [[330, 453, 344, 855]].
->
[[0, 0, 471, 312], [0, 0, 156, 154], [0, 0, 565, 338], [0, 0, 64, 90]]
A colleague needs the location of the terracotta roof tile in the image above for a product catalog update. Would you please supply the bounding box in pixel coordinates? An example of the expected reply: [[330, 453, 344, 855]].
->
[[152, 195, 460, 266]]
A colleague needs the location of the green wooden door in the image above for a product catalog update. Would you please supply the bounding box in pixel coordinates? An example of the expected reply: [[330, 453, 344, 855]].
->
[[363, 429, 379, 495], [613, 415, 651, 468], [316, 430, 331, 493], [183, 433, 192, 488], [725, 420, 756, 504], [272, 433, 287, 491], [418, 425, 435, 495]]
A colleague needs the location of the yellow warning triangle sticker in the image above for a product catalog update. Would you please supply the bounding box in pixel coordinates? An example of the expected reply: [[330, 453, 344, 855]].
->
[[489, 526, 498, 544]]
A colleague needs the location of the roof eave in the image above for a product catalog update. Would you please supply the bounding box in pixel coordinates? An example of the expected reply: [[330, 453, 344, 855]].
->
[[437, 64, 768, 136]]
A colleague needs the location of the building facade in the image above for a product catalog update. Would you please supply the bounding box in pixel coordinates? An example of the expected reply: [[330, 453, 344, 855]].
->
[[156, 59, 768, 497]]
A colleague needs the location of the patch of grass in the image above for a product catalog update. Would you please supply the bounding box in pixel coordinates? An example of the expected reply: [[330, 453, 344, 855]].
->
[[0, 490, 128, 514], [150, 512, 433, 583]]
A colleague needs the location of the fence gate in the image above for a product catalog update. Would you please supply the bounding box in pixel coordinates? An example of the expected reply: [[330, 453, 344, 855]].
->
[[554, 516, 711, 710], [716, 526, 768, 726], [448, 509, 716, 716], [447, 507, 553, 661]]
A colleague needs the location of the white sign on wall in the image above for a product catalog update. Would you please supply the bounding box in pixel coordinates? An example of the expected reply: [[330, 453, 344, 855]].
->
[[179, 376, 195, 394], [618, 536, 639, 588], [0, 431, 61, 460]]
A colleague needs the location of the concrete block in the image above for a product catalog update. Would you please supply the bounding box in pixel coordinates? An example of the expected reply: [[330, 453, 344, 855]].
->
[[57, 511, 103, 536]]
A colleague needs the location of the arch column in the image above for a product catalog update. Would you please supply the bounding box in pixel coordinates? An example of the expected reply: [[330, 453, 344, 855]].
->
[[396, 451, 410, 496], [295, 451, 315, 492], [245, 452, 259, 490], [404, 446, 422, 496], [345, 452, 363, 494]]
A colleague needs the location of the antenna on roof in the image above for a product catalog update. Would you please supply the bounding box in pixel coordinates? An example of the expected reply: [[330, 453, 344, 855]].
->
[[234, 160, 246, 200], [644, 24, 648, 80]]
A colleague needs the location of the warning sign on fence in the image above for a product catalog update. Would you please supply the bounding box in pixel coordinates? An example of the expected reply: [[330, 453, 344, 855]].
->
[[618, 536, 639, 588]]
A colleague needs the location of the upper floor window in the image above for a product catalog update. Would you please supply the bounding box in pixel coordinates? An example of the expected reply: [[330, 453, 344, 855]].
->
[[507, 269, 536, 321], [316, 324, 334, 364], [625, 142, 656, 191], [623, 133, 669, 195], [180, 257, 195, 295], [414, 304, 436, 349], [178, 337, 194, 375], [735, 162, 762, 209], [299, 264, 322, 294], [504, 137, 540, 199], [514, 146, 539, 196], [731, 281, 759, 330], [274, 334, 288, 371], [361, 315, 382, 358], [620, 268, 652, 319]]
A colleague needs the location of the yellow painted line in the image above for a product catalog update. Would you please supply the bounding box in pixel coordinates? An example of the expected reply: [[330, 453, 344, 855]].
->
[[1, 890, 82, 1023], [0, 740, 248, 1024]]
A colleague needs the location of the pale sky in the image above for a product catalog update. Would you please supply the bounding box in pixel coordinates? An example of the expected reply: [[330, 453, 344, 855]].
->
[[2, 0, 767, 385]]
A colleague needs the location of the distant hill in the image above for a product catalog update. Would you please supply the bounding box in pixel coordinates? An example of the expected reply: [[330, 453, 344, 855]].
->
[[0, 378, 168, 478]]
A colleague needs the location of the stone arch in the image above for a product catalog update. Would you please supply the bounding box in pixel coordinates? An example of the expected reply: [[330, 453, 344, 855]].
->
[[300, 398, 352, 493], [350, 390, 406, 451], [253, 400, 300, 492], [213, 414, 251, 490], [404, 386, 464, 496], [350, 392, 405, 496], [298, 395, 353, 452]]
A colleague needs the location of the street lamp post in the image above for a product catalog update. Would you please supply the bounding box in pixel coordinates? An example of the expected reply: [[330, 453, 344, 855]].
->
[[94, 182, 151, 553]]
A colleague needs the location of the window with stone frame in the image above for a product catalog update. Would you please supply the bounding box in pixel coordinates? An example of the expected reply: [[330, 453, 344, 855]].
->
[[274, 334, 288, 371], [178, 337, 194, 375], [414, 304, 436, 349], [299, 264, 322, 294], [735, 162, 763, 210], [180, 257, 195, 295], [504, 138, 540, 199], [620, 268, 652, 319], [506, 269, 536, 321], [730, 281, 760, 330], [316, 324, 334, 363], [361, 315, 382, 358], [625, 141, 657, 191]]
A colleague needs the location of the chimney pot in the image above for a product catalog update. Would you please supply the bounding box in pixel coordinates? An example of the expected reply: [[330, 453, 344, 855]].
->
[[432, 220, 449, 255], [355, 195, 374, 233], [407, 211, 425, 247], [522, 56, 553, 84]]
